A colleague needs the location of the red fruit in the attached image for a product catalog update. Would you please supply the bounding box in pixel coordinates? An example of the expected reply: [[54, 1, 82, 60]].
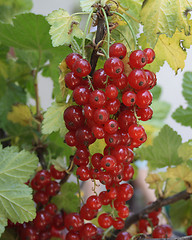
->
[[104, 119, 119, 134], [106, 98, 120, 114], [162, 224, 172, 238], [99, 191, 111, 205], [117, 183, 134, 201], [80, 223, 97, 238], [92, 69, 107, 89], [101, 155, 117, 171], [64, 213, 84, 231], [187, 225, 192, 235], [66, 53, 82, 70], [116, 232, 132, 240], [66, 231, 80, 240], [45, 181, 60, 196], [89, 90, 106, 108], [109, 43, 127, 59], [106, 186, 117, 200], [50, 165, 66, 179], [123, 164, 134, 181], [139, 219, 149, 233], [136, 90, 153, 108], [112, 217, 125, 230], [152, 225, 172, 238], [114, 199, 125, 211], [33, 210, 52, 232], [129, 50, 147, 69], [39, 231, 51, 240], [76, 166, 90, 181], [118, 110, 137, 131], [53, 212, 65, 230], [65, 131, 77, 146], [44, 203, 58, 216], [118, 205, 129, 218], [104, 57, 124, 78], [122, 91, 136, 107], [35, 170, 51, 188], [98, 172, 112, 185], [80, 204, 98, 220], [143, 48, 155, 64], [86, 195, 102, 210], [148, 207, 162, 218], [136, 106, 153, 121], [75, 127, 95, 146], [111, 145, 129, 162], [64, 106, 84, 131], [73, 59, 91, 77], [91, 153, 103, 168], [65, 72, 82, 90], [112, 73, 128, 90], [98, 213, 113, 228], [33, 190, 49, 205], [73, 86, 90, 105], [104, 132, 121, 147], [128, 124, 145, 140], [20, 226, 39, 240], [94, 108, 109, 125], [105, 84, 118, 99], [92, 125, 105, 139], [30, 177, 43, 191], [127, 69, 148, 90], [84, 104, 94, 119]]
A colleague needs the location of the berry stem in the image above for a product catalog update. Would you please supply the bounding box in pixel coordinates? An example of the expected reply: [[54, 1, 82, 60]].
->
[[111, 11, 137, 50], [87, 75, 95, 91], [113, 28, 132, 51], [102, 226, 114, 240], [82, 9, 94, 59], [101, 8, 110, 58]]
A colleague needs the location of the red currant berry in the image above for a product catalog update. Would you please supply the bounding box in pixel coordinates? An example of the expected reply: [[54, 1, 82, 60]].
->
[[104, 119, 119, 134], [44, 203, 57, 216], [33, 190, 49, 205], [64, 106, 84, 131], [127, 69, 148, 90], [99, 191, 111, 205], [101, 155, 117, 171], [45, 181, 60, 196], [116, 232, 132, 240], [73, 59, 91, 77], [118, 110, 137, 131], [83, 104, 94, 119], [123, 164, 134, 181], [129, 50, 147, 69], [80, 204, 98, 220], [118, 205, 129, 218], [76, 166, 90, 181], [104, 57, 124, 78], [35, 170, 51, 188], [136, 106, 153, 121], [64, 213, 84, 231], [20, 226, 39, 240], [104, 132, 121, 147], [92, 125, 105, 139], [65, 72, 82, 90], [122, 91, 136, 106], [106, 98, 120, 114], [73, 86, 90, 105], [66, 53, 82, 70], [98, 213, 113, 228], [112, 73, 128, 90], [66, 231, 80, 240], [80, 223, 97, 238], [34, 210, 52, 232], [86, 195, 102, 210], [93, 69, 107, 89], [143, 48, 155, 64], [136, 90, 153, 108], [105, 84, 118, 99], [50, 165, 66, 179], [65, 131, 77, 146], [94, 108, 109, 125], [117, 183, 134, 201], [111, 145, 129, 162], [128, 124, 145, 140], [75, 127, 95, 146], [109, 43, 127, 59], [112, 217, 125, 230]]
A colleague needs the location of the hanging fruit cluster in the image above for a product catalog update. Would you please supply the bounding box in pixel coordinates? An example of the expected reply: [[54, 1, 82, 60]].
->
[[62, 42, 159, 239]]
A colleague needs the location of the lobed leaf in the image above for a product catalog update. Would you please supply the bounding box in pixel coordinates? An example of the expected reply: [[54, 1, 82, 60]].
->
[[138, 125, 183, 169], [178, 140, 192, 161], [0, 182, 36, 223], [182, 72, 192, 104], [42, 102, 69, 137], [0, 215, 7, 236], [172, 106, 192, 127], [0, 146, 38, 184], [46, 9, 83, 47]]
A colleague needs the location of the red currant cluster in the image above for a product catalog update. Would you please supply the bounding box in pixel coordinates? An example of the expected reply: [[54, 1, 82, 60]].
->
[[138, 207, 172, 238], [187, 225, 192, 236], [8, 167, 69, 240], [63, 43, 157, 238]]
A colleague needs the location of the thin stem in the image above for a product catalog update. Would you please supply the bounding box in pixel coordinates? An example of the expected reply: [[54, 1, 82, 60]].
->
[[101, 8, 110, 58], [0, 136, 13, 142], [111, 11, 137, 50], [82, 9, 94, 59], [102, 226, 114, 240], [71, 12, 90, 16], [119, 6, 140, 23], [98, 47, 108, 58], [114, 28, 132, 51], [87, 75, 95, 91]]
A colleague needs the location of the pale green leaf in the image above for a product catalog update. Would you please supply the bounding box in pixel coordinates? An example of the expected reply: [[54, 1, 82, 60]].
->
[[0, 182, 36, 223], [42, 102, 69, 137], [141, 0, 192, 48], [172, 105, 192, 127], [0, 146, 38, 184], [46, 9, 83, 47], [182, 72, 192, 104], [80, 0, 107, 12], [0, 215, 7, 236], [152, 100, 171, 120], [178, 140, 192, 161], [51, 182, 79, 213], [118, 0, 144, 18], [150, 85, 162, 100], [138, 125, 183, 169]]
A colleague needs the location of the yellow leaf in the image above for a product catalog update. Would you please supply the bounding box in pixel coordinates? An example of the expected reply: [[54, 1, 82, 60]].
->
[[145, 173, 164, 193], [7, 104, 33, 126], [89, 139, 105, 155], [59, 59, 70, 98]]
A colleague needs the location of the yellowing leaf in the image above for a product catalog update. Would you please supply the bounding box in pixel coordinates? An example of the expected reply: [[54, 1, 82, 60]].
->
[[7, 104, 33, 126], [141, 0, 192, 47], [59, 59, 70, 97], [46, 9, 83, 47], [139, 28, 192, 73], [89, 139, 106, 155], [178, 140, 192, 161]]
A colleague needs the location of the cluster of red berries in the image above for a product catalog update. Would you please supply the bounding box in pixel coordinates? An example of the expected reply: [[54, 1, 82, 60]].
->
[[138, 207, 172, 238], [62, 42, 157, 238]]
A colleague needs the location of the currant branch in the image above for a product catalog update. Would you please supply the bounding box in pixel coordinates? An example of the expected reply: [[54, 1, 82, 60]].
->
[[108, 190, 191, 240]]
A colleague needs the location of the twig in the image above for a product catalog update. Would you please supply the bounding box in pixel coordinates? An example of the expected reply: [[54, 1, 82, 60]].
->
[[108, 190, 191, 240]]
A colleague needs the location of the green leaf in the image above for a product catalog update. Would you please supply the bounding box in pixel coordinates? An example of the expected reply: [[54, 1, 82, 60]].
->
[[138, 125, 183, 169], [0, 181, 36, 223], [42, 102, 69, 137], [182, 72, 192, 104], [80, 0, 107, 11], [0, 0, 33, 23], [46, 9, 83, 47], [178, 140, 192, 161], [151, 100, 171, 120], [51, 182, 79, 213], [140, 0, 192, 48], [0, 146, 38, 184], [170, 198, 192, 229], [118, 0, 144, 19], [150, 85, 162, 100], [172, 105, 192, 127], [0, 215, 7, 236]]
